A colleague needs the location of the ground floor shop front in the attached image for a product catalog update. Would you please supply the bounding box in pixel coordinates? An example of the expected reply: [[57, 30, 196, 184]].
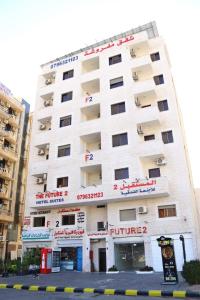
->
[[22, 229, 196, 272]]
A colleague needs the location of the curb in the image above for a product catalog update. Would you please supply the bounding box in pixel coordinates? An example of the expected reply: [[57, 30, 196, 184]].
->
[[0, 284, 200, 298]]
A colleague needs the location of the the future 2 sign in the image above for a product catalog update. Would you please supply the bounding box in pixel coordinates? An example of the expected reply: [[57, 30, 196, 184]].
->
[[157, 236, 178, 284]]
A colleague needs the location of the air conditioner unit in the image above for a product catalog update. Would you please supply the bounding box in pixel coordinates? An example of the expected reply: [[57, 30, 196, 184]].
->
[[132, 72, 139, 81], [39, 124, 46, 130], [44, 100, 51, 107], [138, 206, 148, 214], [137, 125, 143, 135], [38, 149, 45, 155], [45, 78, 52, 85], [156, 157, 167, 166], [130, 49, 136, 58], [36, 177, 44, 184], [135, 97, 141, 107]]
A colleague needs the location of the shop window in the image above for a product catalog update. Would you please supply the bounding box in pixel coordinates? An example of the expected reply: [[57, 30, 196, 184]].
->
[[158, 205, 177, 218], [109, 54, 122, 65], [115, 167, 129, 180], [162, 130, 174, 144], [158, 100, 168, 112], [62, 214, 75, 225], [153, 74, 164, 85], [97, 221, 105, 231], [150, 52, 160, 62], [63, 69, 74, 80], [112, 132, 128, 147], [33, 217, 45, 227], [111, 102, 125, 115], [110, 76, 124, 89], [57, 176, 68, 188], [60, 115, 72, 127], [120, 209, 136, 221], [148, 168, 160, 178], [58, 144, 71, 157], [144, 134, 155, 141], [61, 91, 73, 103]]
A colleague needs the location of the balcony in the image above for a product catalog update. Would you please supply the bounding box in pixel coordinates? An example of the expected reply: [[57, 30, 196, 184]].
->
[[81, 78, 100, 96], [0, 186, 9, 200], [81, 92, 100, 108], [41, 72, 55, 87], [0, 210, 12, 223], [137, 140, 165, 159], [81, 164, 102, 188], [133, 78, 156, 95], [0, 126, 17, 144], [131, 55, 152, 71], [82, 56, 99, 74], [81, 103, 100, 122], [135, 106, 160, 127], [38, 117, 52, 132], [0, 167, 12, 181], [40, 92, 53, 108], [134, 90, 157, 108], [0, 144, 18, 162]]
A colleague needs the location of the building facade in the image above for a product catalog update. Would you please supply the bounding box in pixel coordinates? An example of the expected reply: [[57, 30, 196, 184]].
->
[[0, 81, 30, 260], [23, 22, 199, 272]]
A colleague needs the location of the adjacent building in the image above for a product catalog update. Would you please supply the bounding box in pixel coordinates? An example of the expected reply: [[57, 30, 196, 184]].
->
[[0, 81, 30, 260], [23, 22, 200, 272]]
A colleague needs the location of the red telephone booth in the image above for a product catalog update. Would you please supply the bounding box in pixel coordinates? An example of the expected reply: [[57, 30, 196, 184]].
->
[[40, 248, 52, 274]]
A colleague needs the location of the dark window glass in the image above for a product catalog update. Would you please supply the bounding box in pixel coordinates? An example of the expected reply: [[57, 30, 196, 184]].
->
[[120, 209, 136, 221], [62, 214, 75, 225], [61, 92, 73, 103], [97, 221, 105, 231], [110, 77, 123, 89], [162, 130, 174, 144], [33, 217, 45, 227], [158, 100, 168, 112], [58, 145, 71, 157], [60, 115, 72, 127], [63, 69, 74, 80], [144, 134, 155, 141], [115, 167, 129, 180], [150, 52, 160, 62], [148, 168, 161, 178], [112, 133, 128, 147], [111, 102, 125, 115], [57, 177, 68, 188], [154, 74, 164, 85], [109, 54, 122, 65], [158, 205, 176, 218]]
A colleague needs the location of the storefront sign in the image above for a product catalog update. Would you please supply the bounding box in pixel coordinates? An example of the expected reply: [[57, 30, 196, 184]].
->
[[87, 231, 108, 237], [30, 210, 51, 215], [113, 179, 156, 196], [77, 212, 85, 223], [58, 208, 80, 213], [22, 229, 52, 241], [109, 226, 147, 236], [54, 228, 84, 239], [157, 236, 178, 283], [50, 55, 78, 69], [84, 35, 134, 56], [23, 216, 31, 226], [77, 192, 103, 200], [35, 190, 68, 206]]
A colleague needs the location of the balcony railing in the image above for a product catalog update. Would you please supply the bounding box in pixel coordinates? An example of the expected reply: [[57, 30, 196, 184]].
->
[[0, 167, 12, 180], [0, 186, 8, 199], [0, 126, 16, 143], [0, 144, 18, 161]]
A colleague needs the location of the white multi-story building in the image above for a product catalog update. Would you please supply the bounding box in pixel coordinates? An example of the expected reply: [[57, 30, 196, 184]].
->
[[23, 22, 200, 272]]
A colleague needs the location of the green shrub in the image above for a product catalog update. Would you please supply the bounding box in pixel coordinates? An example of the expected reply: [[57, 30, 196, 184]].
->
[[108, 265, 118, 271], [182, 260, 200, 285], [139, 265, 154, 271]]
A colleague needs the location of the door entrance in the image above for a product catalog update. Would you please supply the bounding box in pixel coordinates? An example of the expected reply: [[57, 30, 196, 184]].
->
[[115, 242, 145, 271], [99, 248, 106, 272]]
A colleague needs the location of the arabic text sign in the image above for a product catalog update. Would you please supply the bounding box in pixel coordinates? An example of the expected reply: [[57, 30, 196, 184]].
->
[[113, 179, 157, 196], [54, 228, 85, 239], [22, 229, 51, 241], [84, 35, 134, 56]]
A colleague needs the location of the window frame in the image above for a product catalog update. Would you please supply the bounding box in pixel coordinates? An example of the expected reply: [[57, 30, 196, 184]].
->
[[158, 100, 169, 112], [33, 216, 45, 227], [150, 52, 160, 62], [112, 132, 128, 147], [109, 54, 122, 65], [57, 176, 68, 188], [110, 76, 124, 89], [162, 130, 174, 144], [63, 69, 74, 80], [119, 208, 137, 222], [61, 91, 73, 103], [60, 115, 72, 127], [148, 168, 161, 178], [97, 221, 105, 231], [62, 214, 75, 226], [154, 74, 164, 85], [115, 167, 129, 180], [57, 144, 71, 157], [158, 204, 177, 219], [111, 102, 126, 115], [144, 134, 155, 141]]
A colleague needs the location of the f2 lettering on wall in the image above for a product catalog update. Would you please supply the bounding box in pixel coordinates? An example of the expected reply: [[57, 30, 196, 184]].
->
[[56, 221, 60, 227]]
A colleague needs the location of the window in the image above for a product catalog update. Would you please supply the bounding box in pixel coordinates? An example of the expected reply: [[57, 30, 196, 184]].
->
[[58, 144, 71, 157], [33, 217, 45, 227], [158, 100, 168, 112], [120, 209, 136, 221], [109, 54, 122, 65], [57, 176, 68, 188], [158, 205, 177, 218], [112, 133, 128, 147], [110, 77, 123, 89], [60, 115, 72, 127], [150, 52, 160, 62], [0, 223, 4, 235], [111, 102, 125, 115], [154, 74, 164, 85], [148, 168, 161, 178], [162, 130, 174, 144], [144, 134, 155, 141], [62, 214, 75, 225], [61, 91, 73, 103], [63, 69, 74, 80], [115, 167, 129, 180], [97, 221, 105, 231]]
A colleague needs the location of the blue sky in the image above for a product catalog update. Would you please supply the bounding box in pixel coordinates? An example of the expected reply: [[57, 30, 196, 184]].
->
[[0, 0, 200, 186]]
